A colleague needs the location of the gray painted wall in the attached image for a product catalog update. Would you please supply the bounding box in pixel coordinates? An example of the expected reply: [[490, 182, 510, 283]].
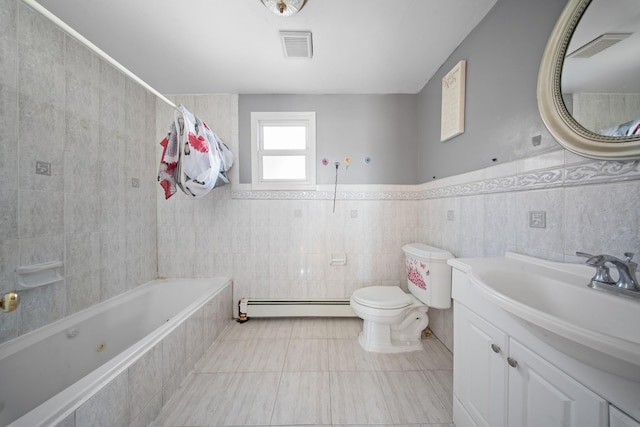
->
[[417, 0, 568, 182], [240, 0, 570, 185], [238, 95, 418, 185]]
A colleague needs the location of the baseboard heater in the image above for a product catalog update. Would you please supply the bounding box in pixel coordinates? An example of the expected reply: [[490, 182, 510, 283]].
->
[[238, 298, 355, 321]]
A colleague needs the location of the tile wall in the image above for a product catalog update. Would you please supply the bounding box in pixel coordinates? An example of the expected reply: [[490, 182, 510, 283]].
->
[[2, 0, 637, 369], [155, 94, 239, 281], [0, 1, 158, 344], [156, 95, 418, 311], [418, 151, 640, 350], [157, 96, 640, 354]]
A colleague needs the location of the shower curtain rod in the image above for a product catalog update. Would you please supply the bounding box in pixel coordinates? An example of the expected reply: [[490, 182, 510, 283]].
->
[[22, 0, 179, 112]]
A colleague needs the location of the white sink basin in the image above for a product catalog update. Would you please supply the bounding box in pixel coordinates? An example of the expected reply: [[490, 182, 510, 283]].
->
[[449, 253, 640, 380]]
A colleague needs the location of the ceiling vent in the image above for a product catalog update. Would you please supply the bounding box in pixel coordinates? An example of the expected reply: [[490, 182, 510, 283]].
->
[[280, 31, 313, 58], [567, 33, 632, 58]]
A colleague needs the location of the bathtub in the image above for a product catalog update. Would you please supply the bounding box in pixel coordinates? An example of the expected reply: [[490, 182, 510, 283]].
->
[[0, 277, 232, 427]]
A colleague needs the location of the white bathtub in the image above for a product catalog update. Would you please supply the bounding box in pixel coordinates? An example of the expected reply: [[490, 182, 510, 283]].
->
[[0, 277, 232, 427]]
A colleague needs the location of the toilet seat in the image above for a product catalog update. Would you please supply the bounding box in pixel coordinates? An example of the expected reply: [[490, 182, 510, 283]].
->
[[351, 286, 412, 309]]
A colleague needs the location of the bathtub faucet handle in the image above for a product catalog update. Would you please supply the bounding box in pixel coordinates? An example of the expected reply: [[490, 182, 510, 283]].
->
[[0, 291, 20, 313]]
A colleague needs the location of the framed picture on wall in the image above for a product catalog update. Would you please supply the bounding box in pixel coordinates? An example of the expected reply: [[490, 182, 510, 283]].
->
[[441, 60, 466, 142]]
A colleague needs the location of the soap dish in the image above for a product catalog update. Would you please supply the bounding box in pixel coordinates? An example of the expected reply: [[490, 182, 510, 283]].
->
[[15, 261, 64, 290]]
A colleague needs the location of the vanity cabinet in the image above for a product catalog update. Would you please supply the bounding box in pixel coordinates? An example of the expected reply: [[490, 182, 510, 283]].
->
[[454, 303, 608, 427], [507, 338, 607, 427], [454, 303, 506, 427], [450, 256, 640, 426]]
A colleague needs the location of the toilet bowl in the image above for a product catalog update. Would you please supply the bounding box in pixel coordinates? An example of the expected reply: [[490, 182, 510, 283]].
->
[[350, 243, 454, 353], [350, 286, 429, 352]]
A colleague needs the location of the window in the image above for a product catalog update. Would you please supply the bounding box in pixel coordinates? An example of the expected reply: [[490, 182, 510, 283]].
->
[[251, 112, 316, 190]]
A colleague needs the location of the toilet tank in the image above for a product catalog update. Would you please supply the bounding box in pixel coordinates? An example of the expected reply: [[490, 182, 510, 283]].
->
[[402, 243, 454, 309]]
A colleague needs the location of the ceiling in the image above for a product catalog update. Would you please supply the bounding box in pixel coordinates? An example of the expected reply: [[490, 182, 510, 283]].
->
[[35, 0, 497, 95], [563, 0, 640, 93]]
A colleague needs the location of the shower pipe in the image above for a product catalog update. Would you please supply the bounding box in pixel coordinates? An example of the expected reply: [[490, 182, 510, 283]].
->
[[21, 0, 179, 113]]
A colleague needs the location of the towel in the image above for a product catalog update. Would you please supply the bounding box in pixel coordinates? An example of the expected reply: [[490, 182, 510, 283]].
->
[[158, 105, 234, 199]]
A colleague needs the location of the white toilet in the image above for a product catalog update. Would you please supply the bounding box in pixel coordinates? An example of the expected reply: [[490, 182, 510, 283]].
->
[[350, 243, 454, 353]]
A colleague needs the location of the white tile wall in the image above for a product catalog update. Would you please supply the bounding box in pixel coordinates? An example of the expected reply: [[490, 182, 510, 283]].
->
[[3, 0, 638, 361], [156, 95, 419, 318], [22, 4, 640, 425], [418, 153, 640, 350], [156, 94, 640, 354]]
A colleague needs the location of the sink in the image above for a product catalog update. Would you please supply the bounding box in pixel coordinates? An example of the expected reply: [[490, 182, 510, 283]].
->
[[449, 252, 640, 381]]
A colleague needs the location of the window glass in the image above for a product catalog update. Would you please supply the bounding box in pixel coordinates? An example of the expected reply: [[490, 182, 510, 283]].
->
[[263, 126, 306, 150], [251, 112, 316, 190], [262, 156, 306, 180]]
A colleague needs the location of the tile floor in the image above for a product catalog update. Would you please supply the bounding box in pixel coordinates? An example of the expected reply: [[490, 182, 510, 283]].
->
[[152, 318, 455, 427]]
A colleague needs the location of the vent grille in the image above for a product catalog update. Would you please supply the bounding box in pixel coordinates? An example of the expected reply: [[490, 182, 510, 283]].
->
[[280, 31, 313, 58], [567, 33, 632, 58]]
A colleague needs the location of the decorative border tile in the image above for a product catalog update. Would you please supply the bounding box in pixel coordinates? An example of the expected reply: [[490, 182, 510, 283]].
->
[[565, 160, 640, 185], [517, 168, 564, 188], [231, 160, 640, 201], [231, 190, 420, 201]]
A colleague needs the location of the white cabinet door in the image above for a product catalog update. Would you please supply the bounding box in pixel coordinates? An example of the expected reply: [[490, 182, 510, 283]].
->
[[611, 406, 640, 427], [454, 303, 508, 427], [507, 339, 608, 427]]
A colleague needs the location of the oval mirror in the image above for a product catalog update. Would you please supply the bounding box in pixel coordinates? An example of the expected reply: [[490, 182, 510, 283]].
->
[[537, 0, 640, 159]]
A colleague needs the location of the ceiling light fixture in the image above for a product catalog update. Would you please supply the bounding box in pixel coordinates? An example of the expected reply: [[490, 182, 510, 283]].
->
[[260, 0, 307, 17]]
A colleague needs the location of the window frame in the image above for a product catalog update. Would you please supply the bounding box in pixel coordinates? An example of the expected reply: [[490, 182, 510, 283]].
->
[[250, 111, 316, 190]]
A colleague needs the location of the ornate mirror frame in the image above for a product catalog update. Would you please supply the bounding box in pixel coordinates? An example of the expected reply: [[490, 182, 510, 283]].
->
[[537, 0, 640, 160]]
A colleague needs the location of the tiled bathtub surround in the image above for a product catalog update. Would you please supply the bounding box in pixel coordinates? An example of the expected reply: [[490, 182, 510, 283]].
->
[[0, 1, 158, 345], [54, 284, 232, 427]]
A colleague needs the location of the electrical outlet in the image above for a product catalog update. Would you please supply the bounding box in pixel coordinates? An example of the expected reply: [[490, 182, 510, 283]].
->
[[35, 161, 51, 176], [447, 210, 454, 221], [529, 211, 546, 228], [350, 210, 358, 218], [131, 178, 140, 188]]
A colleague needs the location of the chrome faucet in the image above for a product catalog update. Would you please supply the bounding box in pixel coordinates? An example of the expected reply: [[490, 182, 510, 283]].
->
[[577, 252, 640, 297], [576, 252, 615, 285]]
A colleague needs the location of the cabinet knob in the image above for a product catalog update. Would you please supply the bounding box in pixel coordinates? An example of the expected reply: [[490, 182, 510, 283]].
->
[[491, 343, 501, 354], [507, 357, 518, 368]]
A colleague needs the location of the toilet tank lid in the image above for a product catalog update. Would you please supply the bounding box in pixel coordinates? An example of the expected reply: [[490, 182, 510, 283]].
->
[[402, 243, 454, 260]]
